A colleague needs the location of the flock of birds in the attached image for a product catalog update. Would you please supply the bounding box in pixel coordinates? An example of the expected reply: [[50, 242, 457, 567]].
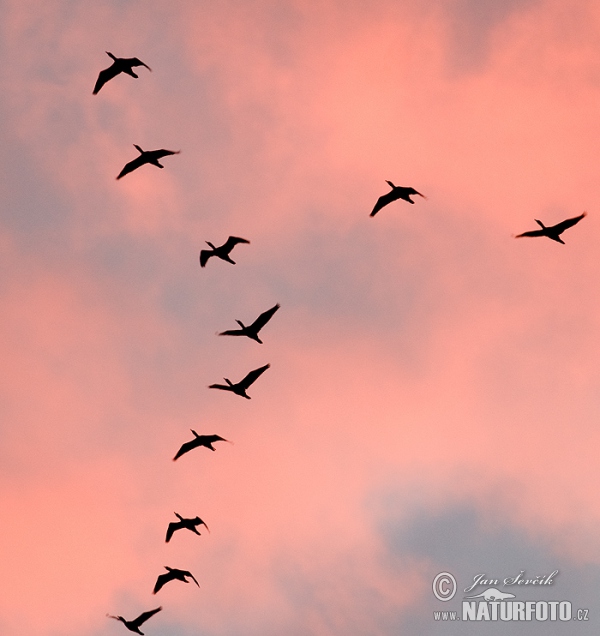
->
[[93, 50, 588, 634], [95, 52, 279, 635]]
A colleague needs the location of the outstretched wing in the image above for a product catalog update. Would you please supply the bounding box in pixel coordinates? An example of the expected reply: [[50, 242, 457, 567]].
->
[[551, 212, 586, 234], [173, 438, 199, 461], [153, 572, 171, 594], [153, 149, 180, 159], [370, 190, 399, 216], [116, 155, 146, 179], [126, 57, 152, 71], [199, 250, 213, 267], [250, 304, 280, 332], [203, 434, 229, 445], [198, 518, 210, 532], [93, 64, 119, 94], [208, 383, 231, 392], [514, 229, 546, 238], [402, 187, 426, 199], [165, 521, 180, 542], [239, 364, 270, 390], [134, 606, 162, 626], [223, 236, 250, 251], [185, 571, 200, 587], [218, 328, 244, 336]]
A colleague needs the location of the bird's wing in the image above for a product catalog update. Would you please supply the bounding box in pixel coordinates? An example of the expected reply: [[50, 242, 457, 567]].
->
[[370, 190, 399, 216], [551, 212, 586, 234], [186, 571, 200, 587], [223, 236, 250, 251], [218, 328, 244, 336], [199, 250, 213, 267], [173, 439, 199, 461], [116, 156, 145, 179], [251, 304, 280, 331], [514, 229, 546, 238], [135, 607, 162, 626], [165, 522, 180, 542], [204, 434, 228, 444], [154, 149, 180, 159], [93, 65, 120, 94], [208, 383, 231, 391], [128, 57, 152, 71], [239, 364, 270, 389], [153, 573, 171, 594], [405, 187, 426, 199], [199, 519, 210, 532]]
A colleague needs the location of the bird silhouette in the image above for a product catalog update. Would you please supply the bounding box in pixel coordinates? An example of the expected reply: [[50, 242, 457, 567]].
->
[[173, 432, 232, 461], [209, 363, 270, 399], [514, 212, 587, 244], [93, 52, 151, 95], [153, 567, 199, 594], [200, 236, 250, 267], [370, 181, 426, 216], [116, 145, 180, 179], [166, 513, 210, 542], [106, 607, 162, 634], [218, 304, 280, 344]]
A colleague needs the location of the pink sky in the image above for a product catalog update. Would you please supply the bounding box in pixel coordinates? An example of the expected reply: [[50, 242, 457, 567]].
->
[[2, 0, 600, 634]]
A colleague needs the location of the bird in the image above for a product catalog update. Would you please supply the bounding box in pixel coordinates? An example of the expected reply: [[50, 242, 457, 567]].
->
[[106, 607, 162, 634], [166, 513, 210, 543], [153, 567, 199, 594], [370, 181, 426, 216], [93, 52, 151, 95], [514, 212, 587, 244], [173, 432, 232, 461], [200, 236, 250, 267], [218, 304, 280, 344], [209, 363, 270, 399], [116, 145, 180, 179]]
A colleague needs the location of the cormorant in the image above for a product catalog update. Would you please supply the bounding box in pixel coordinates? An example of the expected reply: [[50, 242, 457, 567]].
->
[[514, 212, 587, 244], [370, 181, 426, 216], [209, 363, 270, 399], [200, 236, 250, 267], [153, 567, 199, 594], [116, 146, 180, 179], [166, 513, 209, 542], [106, 607, 162, 634], [173, 432, 231, 461], [218, 304, 280, 344], [93, 52, 151, 95]]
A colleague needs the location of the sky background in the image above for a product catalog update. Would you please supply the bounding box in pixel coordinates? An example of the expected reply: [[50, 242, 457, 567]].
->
[[2, 0, 600, 634]]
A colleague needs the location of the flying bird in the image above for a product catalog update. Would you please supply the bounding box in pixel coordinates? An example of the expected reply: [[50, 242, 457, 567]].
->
[[93, 52, 151, 95], [153, 567, 199, 594], [106, 607, 162, 634], [218, 304, 280, 344], [200, 236, 250, 267], [370, 181, 426, 217], [116, 145, 180, 179], [173, 432, 231, 461], [209, 363, 270, 399], [514, 212, 587, 244], [166, 513, 210, 543]]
